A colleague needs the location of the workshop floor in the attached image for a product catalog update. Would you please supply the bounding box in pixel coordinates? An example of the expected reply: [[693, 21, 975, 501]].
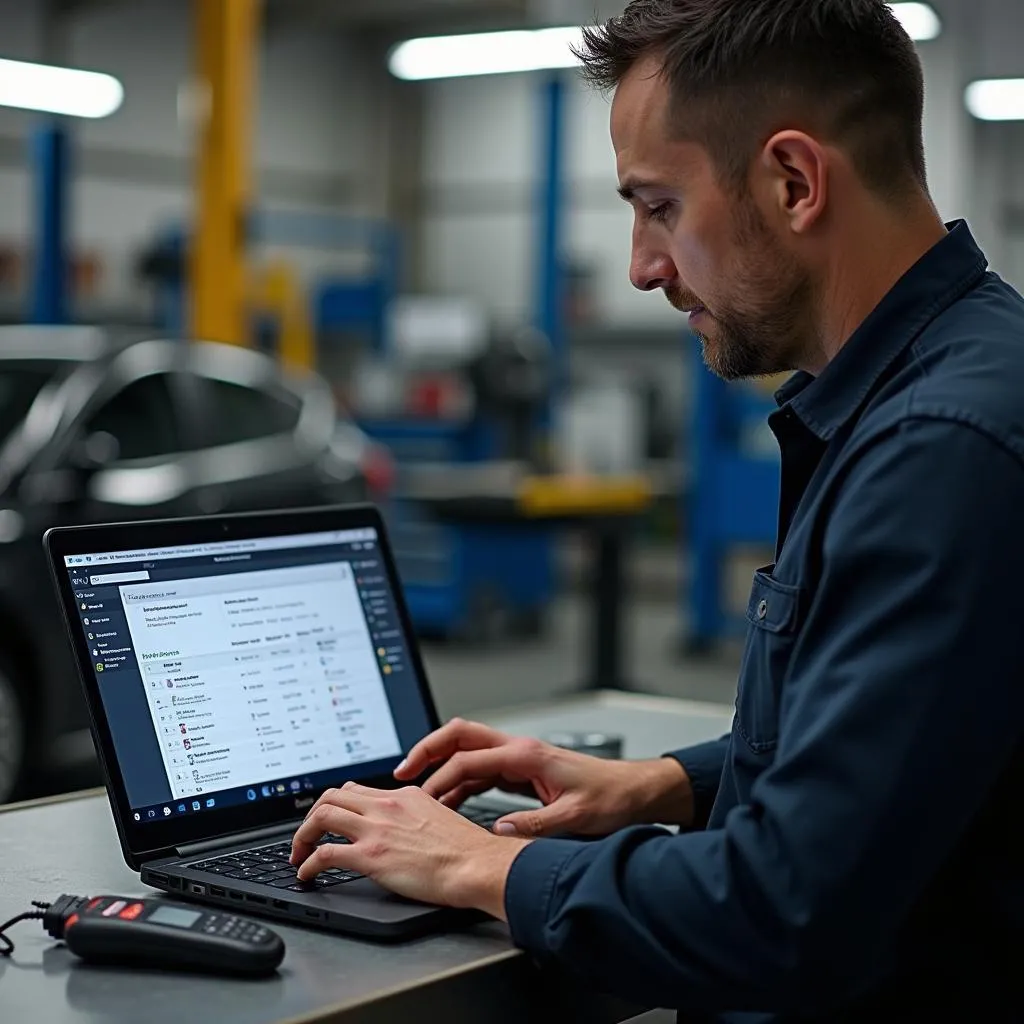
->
[[421, 595, 742, 720]]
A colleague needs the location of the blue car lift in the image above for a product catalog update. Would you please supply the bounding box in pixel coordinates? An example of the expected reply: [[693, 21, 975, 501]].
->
[[686, 343, 781, 649]]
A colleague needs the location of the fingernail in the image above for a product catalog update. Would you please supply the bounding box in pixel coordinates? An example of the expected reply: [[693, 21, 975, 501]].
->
[[394, 758, 407, 775], [494, 822, 518, 837]]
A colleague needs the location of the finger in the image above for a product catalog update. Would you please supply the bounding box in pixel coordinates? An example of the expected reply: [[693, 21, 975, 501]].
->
[[396, 719, 508, 779], [422, 747, 528, 800], [302, 781, 373, 823], [493, 802, 577, 839], [291, 800, 368, 865], [437, 779, 493, 810], [295, 837, 363, 882], [302, 782, 364, 821]]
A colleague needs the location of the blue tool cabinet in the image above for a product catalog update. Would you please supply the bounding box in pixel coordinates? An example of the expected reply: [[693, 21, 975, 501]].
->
[[359, 418, 554, 640]]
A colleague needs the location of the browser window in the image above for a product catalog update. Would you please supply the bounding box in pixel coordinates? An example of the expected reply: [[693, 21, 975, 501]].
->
[[122, 561, 402, 802]]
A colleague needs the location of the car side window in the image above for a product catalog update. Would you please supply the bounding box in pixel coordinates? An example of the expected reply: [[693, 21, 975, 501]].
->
[[203, 379, 299, 446], [84, 373, 181, 461]]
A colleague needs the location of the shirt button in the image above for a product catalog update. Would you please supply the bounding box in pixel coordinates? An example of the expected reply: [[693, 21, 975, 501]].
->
[[757, 599, 768, 620]]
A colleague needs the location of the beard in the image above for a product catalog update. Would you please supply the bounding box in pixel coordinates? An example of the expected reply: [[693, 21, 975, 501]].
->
[[667, 203, 815, 382]]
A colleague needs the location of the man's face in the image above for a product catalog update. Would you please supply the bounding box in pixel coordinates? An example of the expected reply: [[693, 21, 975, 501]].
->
[[610, 57, 814, 380]]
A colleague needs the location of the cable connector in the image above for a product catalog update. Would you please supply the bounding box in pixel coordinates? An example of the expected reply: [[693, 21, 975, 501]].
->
[[42, 895, 90, 940]]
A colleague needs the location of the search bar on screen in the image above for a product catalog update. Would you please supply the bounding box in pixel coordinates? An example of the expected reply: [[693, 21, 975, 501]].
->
[[89, 571, 151, 585]]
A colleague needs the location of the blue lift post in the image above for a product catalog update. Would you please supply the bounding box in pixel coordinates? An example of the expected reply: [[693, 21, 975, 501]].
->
[[537, 73, 566, 422], [29, 122, 70, 324], [686, 344, 781, 649]]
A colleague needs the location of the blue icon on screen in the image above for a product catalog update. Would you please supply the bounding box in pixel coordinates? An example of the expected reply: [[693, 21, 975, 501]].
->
[[177, 804, 186, 814], [246, 789, 257, 801], [261, 785, 272, 797], [192, 801, 200, 811], [205, 798, 215, 808]]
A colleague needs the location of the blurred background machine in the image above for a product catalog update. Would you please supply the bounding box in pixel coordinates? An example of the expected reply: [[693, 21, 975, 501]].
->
[[348, 298, 557, 640]]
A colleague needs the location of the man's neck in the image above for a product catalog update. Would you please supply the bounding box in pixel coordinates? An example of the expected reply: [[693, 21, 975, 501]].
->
[[802, 200, 949, 375]]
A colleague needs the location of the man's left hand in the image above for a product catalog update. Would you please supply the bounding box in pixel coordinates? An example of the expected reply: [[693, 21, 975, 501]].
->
[[289, 782, 531, 920]]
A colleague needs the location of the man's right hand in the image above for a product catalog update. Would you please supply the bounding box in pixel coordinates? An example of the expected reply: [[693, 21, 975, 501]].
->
[[394, 718, 695, 838]]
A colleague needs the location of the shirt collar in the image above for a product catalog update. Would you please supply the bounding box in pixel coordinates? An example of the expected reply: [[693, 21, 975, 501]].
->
[[773, 220, 988, 440]]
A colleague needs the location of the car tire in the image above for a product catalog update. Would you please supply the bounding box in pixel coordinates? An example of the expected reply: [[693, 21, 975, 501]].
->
[[0, 656, 26, 804]]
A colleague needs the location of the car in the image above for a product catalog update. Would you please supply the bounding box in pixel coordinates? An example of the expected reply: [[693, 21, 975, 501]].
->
[[0, 326, 393, 803]]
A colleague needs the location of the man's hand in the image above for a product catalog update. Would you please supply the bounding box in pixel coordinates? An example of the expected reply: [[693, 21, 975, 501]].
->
[[395, 719, 695, 837], [289, 782, 530, 919]]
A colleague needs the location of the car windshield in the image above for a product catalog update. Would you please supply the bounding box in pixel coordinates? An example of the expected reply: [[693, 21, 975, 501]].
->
[[0, 365, 58, 445]]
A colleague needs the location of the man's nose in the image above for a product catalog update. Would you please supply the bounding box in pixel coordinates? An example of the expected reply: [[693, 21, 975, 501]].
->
[[629, 246, 677, 292]]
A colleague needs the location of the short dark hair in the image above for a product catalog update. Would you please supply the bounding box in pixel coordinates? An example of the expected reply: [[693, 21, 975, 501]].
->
[[576, 0, 928, 200]]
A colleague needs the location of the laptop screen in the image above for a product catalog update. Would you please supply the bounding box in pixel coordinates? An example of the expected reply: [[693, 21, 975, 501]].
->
[[60, 525, 433, 825]]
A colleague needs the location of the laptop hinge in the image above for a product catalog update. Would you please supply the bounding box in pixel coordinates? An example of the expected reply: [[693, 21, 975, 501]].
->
[[175, 822, 294, 859]]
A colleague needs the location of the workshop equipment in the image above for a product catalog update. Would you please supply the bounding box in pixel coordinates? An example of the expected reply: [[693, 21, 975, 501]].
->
[[355, 319, 557, 640]]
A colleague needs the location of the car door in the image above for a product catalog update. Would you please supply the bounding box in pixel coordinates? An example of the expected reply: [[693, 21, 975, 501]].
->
[[69, 342, 194, 523], [184, 342, 337, 514]]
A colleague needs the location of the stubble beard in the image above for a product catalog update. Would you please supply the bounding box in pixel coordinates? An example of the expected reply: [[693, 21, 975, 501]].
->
[[667, 204, 815, 382]]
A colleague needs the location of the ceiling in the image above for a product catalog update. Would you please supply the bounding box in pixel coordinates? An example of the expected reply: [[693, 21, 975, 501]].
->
[[267, 0, 533, 37]]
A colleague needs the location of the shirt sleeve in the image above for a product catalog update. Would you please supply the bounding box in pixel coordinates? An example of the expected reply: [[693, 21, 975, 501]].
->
[[503, 418, 1024, 1014], [663, 736, 730, 830]]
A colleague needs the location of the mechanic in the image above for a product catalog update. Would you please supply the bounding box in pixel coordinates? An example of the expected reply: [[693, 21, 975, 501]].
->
[[291, 2, 1024, 1019]]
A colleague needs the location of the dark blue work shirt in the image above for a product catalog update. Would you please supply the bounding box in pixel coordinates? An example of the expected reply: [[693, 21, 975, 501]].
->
[[504, 222, 1024, 1022]]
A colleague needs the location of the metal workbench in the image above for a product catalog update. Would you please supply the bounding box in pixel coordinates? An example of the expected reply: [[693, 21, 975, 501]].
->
[[0, 693, 733, 1024]]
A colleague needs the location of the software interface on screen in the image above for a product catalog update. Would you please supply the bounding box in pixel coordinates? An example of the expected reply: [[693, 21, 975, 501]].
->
[[63, 527, 432, 824]]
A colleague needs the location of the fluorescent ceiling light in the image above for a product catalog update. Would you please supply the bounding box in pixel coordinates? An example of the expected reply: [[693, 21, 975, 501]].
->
[[390, 4, 940, 82], [0, 57, 124, 118], [888, 3, 942, 42], [389, 26, 583, 81], [965, 79, 1024, 121]]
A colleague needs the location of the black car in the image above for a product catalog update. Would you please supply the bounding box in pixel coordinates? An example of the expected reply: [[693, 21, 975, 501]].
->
[[0, 326, 392, 802]]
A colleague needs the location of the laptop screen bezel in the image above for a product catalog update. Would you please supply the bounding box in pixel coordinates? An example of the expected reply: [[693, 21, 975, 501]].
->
[[44, 504, 442, 867]]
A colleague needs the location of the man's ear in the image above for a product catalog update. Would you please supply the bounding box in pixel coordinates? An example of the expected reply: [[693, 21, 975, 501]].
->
[[758, 130, 827, 233]]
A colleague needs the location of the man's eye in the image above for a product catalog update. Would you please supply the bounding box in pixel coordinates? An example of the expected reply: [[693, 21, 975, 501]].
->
[[647, 202, 673, 224]]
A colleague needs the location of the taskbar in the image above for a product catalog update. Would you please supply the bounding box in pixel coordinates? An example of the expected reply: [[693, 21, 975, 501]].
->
[[130, 754, 402, 824]]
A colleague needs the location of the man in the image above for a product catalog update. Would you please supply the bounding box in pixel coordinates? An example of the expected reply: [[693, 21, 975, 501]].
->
[[291, 1, 1023, 1019]]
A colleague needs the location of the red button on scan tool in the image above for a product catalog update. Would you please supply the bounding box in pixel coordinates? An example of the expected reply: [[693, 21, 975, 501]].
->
[[118, 903, 144, 921]]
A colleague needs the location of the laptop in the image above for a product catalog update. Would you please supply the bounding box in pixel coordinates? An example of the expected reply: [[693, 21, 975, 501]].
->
[[44, 504, 513, 940]]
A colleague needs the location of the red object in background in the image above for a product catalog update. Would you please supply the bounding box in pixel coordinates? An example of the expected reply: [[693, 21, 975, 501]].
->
[[405, 374, 470, 420], [361, 443, 394, 498], [407, 377, 446, 417]]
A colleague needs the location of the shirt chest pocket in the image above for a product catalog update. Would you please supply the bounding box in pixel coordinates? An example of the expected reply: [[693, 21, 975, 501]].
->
[[734, 566, 804, 755]]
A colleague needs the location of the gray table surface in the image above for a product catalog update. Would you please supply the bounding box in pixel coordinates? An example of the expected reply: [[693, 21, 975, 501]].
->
[[0, 693, 733, 1024]]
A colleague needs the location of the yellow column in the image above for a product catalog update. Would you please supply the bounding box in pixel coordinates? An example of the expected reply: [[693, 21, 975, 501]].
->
[[190, 0, 260, 344], [251, 261, 315, 371]]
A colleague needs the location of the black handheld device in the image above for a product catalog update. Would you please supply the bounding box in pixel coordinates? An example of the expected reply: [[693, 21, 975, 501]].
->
[[42, 894, 285, 976]]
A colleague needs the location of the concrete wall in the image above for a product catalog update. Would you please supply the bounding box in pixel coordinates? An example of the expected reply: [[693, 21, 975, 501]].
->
[[419, 71, 661, 329]]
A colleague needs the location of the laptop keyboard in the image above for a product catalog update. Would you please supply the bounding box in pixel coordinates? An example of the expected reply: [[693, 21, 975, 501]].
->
[[187, 804, 506, 892]]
